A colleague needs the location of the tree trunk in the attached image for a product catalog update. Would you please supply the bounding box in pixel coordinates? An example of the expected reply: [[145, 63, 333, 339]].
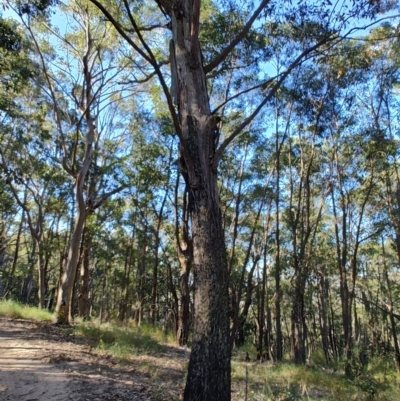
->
[[55, 193, 87, 324], [174, 173, 193, 346], [177, 255, 191, 346], [37, 245, 45, 309], [290, 266, 306, 364], [78, 230, 91, 320], [162, 4, 231, 399], [318, 273, 330, 363], [230, 202, 265, 349], [150, 192, 168, 326], [22, 240, 36, 304], [331, 179, 352, 359], [275, 138, 283, 362], [7, 212, 24, 294], [184, 194, 230, 401], [258, 226, 268, 359], [119, 232, 135, 321]]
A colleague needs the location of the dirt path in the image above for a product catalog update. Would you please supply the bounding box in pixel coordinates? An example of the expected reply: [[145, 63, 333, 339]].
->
[[0, 317, 156, 401]]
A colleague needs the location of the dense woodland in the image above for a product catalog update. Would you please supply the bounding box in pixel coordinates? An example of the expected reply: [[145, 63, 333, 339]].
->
[[1, 0, 400, 400]]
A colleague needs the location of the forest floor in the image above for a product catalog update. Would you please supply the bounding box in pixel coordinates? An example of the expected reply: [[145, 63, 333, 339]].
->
[[0, 317, 186, 401], [1, 315, 399, 401]]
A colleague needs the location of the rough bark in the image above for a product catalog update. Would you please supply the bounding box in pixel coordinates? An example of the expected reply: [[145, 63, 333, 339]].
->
[[168, 2, 231, 398]]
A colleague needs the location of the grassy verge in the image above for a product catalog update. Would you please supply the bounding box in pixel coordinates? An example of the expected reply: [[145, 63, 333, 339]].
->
[[75, 320, 172, 357], [231, 355, 400, 401], [1, 300, 399, 401], [0, 299, 54, 321]]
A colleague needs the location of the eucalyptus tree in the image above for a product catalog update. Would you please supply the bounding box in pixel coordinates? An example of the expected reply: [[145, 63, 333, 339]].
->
[[0, 14, 71, 307], [172, 167, 193, 345], [319, 47, 381, 362], [85, 0, 395, 399], [219, 131, 275, 349], [276, 64, 339, 364], [128, 116, 176, 325], [9, 0, 141, 322], [0, 16, 29, 297], [0, 80, 71, 307], [359, 23, 400, 370]]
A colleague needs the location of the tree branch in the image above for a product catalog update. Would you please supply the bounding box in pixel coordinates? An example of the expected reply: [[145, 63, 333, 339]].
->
[[212, 35, 337, 169], [204, 0, 271, 74], [122, 0, 181, 136], [212, 77, 275, 114], [92, 185, 127, 210], [88, 0, 181, 137], [87, 0, 153, 64]]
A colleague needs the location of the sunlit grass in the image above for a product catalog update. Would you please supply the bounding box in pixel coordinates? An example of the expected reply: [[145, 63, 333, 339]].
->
[[231, 355, 400, 401], [0, 299, 54, 321], [75, 320, 172, 357]]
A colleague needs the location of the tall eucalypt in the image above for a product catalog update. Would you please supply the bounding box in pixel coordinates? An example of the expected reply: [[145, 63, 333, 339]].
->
[[87, 0, 396, 399]]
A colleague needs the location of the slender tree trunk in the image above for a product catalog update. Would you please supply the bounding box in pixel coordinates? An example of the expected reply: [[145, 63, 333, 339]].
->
[[318, 273, 330, 363], [274, 225, 283, 360], [236, 257, 259, 347], [258, 222, 268, 359], [178, 254, 192, 345], [55, 194, 87, 323], [7, 212, 24, 294], [99, 262, 108, 323], [150, 192, 168, 325], [230, 198, 267, 349], [22, 239, 36, 304], [275, 133, 283, 362], [331, 174, 351, 359], [174, 174, 193, 346], [78, 230, 91, 320], [37, 245, 45, 309], [135, 237, 147, 326], [290, 264, 306, 364], [385, 169, 400, 371], [119, 231, 135, 321]]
